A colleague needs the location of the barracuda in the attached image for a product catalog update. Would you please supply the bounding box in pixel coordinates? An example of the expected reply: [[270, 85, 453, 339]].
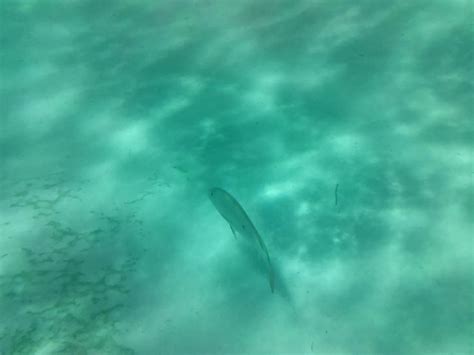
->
[[208, 187, 275, 293]]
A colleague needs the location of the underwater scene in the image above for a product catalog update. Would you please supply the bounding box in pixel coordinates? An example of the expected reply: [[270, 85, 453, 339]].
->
[[0, 1, 473, 354]]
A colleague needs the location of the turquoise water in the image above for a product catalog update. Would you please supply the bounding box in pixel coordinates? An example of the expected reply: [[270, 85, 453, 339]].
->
[[0, 1, 473, 354]]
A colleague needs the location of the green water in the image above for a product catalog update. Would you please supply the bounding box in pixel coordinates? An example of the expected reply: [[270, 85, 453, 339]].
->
[[0, 1, 473, 354]]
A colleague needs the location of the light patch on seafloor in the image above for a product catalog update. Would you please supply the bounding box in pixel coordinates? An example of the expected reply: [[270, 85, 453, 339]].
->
[[6, 61, 57, 89], [197, 28, 257, 68], [112, 121, 151, 155], [331, 132, 365, 156], [296, 201, 311, 217], [316, 258, 354, 293], [430, 208, 473, 264], [150, 97, 190, 121], [0, 212, 39, 255], [428, 145, 472, 181], [15, 87, 81, 136], [308, 7, 368, 55], [78, 102, 124, 135], [235, 1, 313, 31], [285, 253, 356, 312], [384, 206, 428, 230], [198, 118, 219, 139], [243, 71, 283, 113], [257, 71, 284, 89], [150, 24, 193, 56], [393, 120, 418, 137], [177, 75, 205, 96], [292, 64, 343, 91], [284, 253, 315, 285], [262, 181, 297, 199], [409, 91, 461, 127], [413, 7, 465, 45], [260, 149, 339, 201], [368, 241, 411, 295], [85, 159, 118, 183], [180, 207, 235, 267]]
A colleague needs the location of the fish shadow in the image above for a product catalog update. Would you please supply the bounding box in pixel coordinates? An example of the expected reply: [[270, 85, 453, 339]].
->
[[233, 237, 296, 309]]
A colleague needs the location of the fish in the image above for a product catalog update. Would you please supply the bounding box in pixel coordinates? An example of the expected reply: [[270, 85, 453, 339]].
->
[[208, 187, 275, 293]]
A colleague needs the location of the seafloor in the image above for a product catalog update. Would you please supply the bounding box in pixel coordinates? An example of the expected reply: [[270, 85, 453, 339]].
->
[[0, 1, 473, 354]]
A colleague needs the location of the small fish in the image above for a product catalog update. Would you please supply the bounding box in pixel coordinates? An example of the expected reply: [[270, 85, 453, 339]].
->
[[208, 187, 275, 293]]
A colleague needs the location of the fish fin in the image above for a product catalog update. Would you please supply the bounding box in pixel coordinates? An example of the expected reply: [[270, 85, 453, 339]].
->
[[229, 224, 237, 239]]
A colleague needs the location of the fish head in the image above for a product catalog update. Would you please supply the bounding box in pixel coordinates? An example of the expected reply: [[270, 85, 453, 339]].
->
[[208, 188, 218, 198], [208, 187, 225, 202]]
